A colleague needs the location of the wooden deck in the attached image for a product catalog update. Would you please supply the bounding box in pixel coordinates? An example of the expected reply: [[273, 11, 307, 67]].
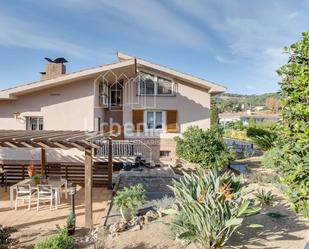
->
[[0, 185, 112, 230]]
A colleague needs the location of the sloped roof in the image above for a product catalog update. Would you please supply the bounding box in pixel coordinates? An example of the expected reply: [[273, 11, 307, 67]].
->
[[0, 52, 226, 99]]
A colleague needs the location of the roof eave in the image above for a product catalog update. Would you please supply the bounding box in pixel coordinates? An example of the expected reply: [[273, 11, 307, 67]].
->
[[1, 59, 135, 97]]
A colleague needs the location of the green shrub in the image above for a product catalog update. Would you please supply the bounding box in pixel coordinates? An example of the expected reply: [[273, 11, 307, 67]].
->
[[34, 228, 74, 249], [247, 127, 273, 138], [253, 120, 277, 131], [171, 170, 260, 248], [224, 129, 250, 141], [273, 31, 309, 217], [261, 147, 281, 169], [225, 121, 246, 131], [254, 189, 275, 205], [0, 226, 10, 249], [114, 184, 146, 220], [175, 126, 230, 169], [66, 212, 76, 229], [247, 127, 278, 150]]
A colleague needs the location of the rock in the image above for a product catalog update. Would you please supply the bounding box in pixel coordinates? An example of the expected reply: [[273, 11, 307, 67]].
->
[[129, 224, 142, 231], [109, 221, 128, 234], [129, 216, 145, 226], [171, 203, 181, 211], [157, 210, 163, 218], [145, 210, 160, 223], [111, 233, 120, 238]]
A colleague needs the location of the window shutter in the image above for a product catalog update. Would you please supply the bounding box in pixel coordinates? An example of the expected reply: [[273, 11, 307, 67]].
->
[[132, 109, 144, 132], [166, 110, 178, 133]]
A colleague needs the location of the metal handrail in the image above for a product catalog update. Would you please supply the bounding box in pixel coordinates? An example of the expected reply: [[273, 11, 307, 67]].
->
[[95, 140, 152, 163]]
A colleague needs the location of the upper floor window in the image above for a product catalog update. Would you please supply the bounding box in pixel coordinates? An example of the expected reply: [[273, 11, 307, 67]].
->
[[110, 82, 123, 107], [157, 76, 173, 95], [99, 81, 109, 106], [27, 117, 43, 130], [138, 72, 174, 96]]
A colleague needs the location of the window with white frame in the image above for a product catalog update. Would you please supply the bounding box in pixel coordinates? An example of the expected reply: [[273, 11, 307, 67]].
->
[[139, 72, 174, 96], [110, 81, 123, 107], [139, 72, 155, 95], [157, 76, 173, 95], [99, 81, 109, 105], [144, 111, 165, 130], [160, 150, 171, 158], [27, 117, 43, 130]]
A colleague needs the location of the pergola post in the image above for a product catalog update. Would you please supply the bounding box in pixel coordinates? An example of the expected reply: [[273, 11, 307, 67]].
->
[[108, 138, 113, 189], [41, 148, 46, 177], [84, 147, 93, 228]]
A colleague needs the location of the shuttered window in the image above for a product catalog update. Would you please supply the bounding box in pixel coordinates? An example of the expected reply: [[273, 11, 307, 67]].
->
[[166, 110, 178, 133], [132, 109, 144, 132], [132, 109, 178, 133]]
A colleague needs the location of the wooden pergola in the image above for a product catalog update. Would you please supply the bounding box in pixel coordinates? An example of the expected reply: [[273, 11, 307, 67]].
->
[[0, 130, 114, 228]]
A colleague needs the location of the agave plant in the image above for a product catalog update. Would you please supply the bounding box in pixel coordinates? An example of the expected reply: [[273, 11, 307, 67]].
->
[[254, 189, 275, 205], [171, 169, 259, 249]]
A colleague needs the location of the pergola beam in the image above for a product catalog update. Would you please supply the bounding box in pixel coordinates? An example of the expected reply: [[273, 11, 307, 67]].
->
[[41, 147, 46, 177], [84, 147, 93, 228]]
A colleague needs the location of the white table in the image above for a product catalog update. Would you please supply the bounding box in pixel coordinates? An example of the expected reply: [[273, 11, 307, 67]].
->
[[10, 178, 68, 209]]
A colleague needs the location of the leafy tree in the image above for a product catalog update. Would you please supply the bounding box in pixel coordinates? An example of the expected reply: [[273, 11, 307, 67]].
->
[[269, 31, 309, 216], [175, 126, 230, 169], [210, 103, 219, 127], [213, 92, 280, 113], [265, 97, 281, 112]]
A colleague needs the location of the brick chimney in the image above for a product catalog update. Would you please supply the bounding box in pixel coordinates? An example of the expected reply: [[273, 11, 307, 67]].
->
[[40, 57, 67, 80]]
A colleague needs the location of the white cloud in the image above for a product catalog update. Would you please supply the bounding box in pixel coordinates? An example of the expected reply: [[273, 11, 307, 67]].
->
[[288, 11, 299, 19], [215, 55, 232, 64], [99, 0, 208, 47], [30, 0, 209, 48], [0, 14, 93, 58], [171, 0, 307, 91]]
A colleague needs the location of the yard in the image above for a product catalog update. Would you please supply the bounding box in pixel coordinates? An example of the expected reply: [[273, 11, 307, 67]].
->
[[99, 159, 309, 249], [1, 158, 308, 249]]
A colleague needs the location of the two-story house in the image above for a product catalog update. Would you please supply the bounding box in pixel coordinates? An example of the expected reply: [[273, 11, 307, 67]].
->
[[0, 52, 226, 163]]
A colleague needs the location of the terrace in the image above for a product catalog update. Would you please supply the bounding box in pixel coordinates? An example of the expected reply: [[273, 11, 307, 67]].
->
[[0, 129, 115, 229], [0, 186, 112, 230]]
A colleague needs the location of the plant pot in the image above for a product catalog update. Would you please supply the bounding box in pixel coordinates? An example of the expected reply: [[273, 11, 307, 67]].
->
[[33, 178, 41, 185], [28, 171, 36, 178], [28, 166, 36, 177], [68, 227, 75, 236], [120, 208, 133, 222]]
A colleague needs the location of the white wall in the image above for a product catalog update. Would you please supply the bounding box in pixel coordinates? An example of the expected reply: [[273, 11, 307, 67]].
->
[[122, 77, 211, 137], [0, 79, 94, 130]]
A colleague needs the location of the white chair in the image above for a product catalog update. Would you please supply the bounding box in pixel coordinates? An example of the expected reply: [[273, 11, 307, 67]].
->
[[15, 184, 32, 210], [48, 175, 62, 181], [37, 185, 55, 211], [48, 175, 63, 202]]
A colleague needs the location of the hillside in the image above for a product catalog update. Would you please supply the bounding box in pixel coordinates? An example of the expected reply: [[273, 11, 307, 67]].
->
[[212, 92, 280, 113]]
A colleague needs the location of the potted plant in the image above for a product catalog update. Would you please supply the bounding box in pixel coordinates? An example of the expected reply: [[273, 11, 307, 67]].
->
[[27, 164, 36, 177], [114, 184, 146, 222], [66, 212, 76, 236], [32, 175, 41, 185]]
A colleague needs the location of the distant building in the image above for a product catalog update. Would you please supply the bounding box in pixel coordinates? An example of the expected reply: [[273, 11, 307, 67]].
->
[[253, 106, 265, 112], [219, 112, 280, 126]]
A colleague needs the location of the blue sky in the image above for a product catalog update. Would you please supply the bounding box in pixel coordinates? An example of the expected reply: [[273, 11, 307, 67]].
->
[[0, 0, 308, 94]]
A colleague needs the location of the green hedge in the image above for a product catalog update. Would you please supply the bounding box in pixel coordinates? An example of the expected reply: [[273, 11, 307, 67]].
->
[[175, 126, 230, 169]]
